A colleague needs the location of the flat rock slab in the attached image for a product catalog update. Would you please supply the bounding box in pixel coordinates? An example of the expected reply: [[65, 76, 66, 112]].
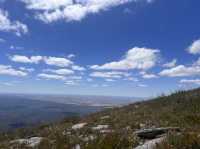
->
[[134, 127, 180, 139], [134, 137, 165, 149], [10, 137, 43, 147]]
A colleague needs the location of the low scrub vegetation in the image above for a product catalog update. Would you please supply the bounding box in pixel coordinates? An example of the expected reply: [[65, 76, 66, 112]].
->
[[1, 88, 200, 148]]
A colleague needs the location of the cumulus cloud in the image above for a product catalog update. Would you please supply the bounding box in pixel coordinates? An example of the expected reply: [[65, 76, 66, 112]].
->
[[124, 77, 139, 81], [44, 68, 74, 75], [90, 47, 159, 70], [68, 76, 82, 80], [37, 72, 82, 84], [193, 57, 200, 66], [0, 65, 27, 77], [43, 56, 73, 67], [105, 78, 115, 82], [67, 54, 75, 59], [0, 9, 28, 36], [20, 0, 73, 10], [10, 55, 43, 64], [187, 39, 200, 54], [72, 65, 86, 71], [163, 59, 177, 68], [9, 55, 75, 67], [142, 74, 157, 79], [90, 71, 131, 79], [141, 72, 157, 79], [19, 0, 153, 23], [37, 73, 66, 80], [180, 79, 200, 85], [159, 65, 200, 77], [65, 80, 78, 85], [19, 67, 35, 72]]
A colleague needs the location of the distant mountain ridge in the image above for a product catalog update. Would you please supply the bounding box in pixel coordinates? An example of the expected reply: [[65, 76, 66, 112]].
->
[[0, 94, 140, 132], [5, 93, 143, 107]]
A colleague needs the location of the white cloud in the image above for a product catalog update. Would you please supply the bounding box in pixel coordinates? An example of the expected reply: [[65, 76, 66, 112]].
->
[[87, 78, 93, 82], [105, 78, 115, 82], [90, 71, 131, 79], [193, 57, 200, 66], [90, 47, 159, 70], [180, 79, 200, 85], [72, 65, 86, 71], [38, 73, 66, 80], [137, 83, 148, 87], [20, 0, 153, 23], [43, 56, 73, 67], [0, 9, 28, 36], [68, 76, 82, 80], [37, 71, 82, 84], [140, 71, 157, 79], [64, 76, 82, 85], [142, 73, 157, 79], [0, 65, 27, 77], [9, 55, 43, 64], [19, 67, 35, 72], [44, 68, 74, 75], [67, 54, 75, 59], [163, 59, 177, 68], [124, 77, 139, 81], [187, 39, 200, 54], [159, 65, 200, 77], [20, 0, 73, 10], [10, 55, 74, 67], [65, 80, 78, 85], [10, 45, 24, 50]]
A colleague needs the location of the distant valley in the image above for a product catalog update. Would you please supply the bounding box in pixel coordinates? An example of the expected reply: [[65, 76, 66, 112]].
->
[[0, 94, 139, 132]]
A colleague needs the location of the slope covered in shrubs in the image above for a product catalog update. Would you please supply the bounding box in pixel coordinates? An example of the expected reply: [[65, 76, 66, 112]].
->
[[1, 88, 200, 148]]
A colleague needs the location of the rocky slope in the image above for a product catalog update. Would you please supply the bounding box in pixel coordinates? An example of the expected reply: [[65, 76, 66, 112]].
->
[[1, 88, 200, 148]]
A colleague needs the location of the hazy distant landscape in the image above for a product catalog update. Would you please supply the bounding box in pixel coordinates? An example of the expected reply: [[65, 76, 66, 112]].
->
[[15, 94, 141, 107], [0, 94, 138, 132]]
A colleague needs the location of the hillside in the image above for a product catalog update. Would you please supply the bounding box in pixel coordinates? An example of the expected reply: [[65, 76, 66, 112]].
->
[[0, 94, 104, 132], [1, 88, 200, 148]]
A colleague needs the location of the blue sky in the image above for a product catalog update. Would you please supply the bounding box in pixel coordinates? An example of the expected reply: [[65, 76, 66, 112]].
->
[[0, 0, 200, 97]]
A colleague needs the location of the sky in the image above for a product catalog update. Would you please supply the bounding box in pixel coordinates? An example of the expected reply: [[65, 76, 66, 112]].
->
[[0, 0, 200, 97]]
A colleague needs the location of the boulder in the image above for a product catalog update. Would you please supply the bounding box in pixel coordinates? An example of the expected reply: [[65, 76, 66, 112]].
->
[[134, 127, 180, 139], [72, 123, 87, 130]]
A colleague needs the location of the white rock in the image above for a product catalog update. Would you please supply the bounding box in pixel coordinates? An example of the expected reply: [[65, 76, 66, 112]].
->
[[74, 144, 81, 149], [139, 123, 146, 128], [92, 125, 109, 130], [72, 123, 87, 130], [11, 137, 43, 147], [62, 130, 71, 135], [134, 137, 165, 149], [100, 129, 114, 133], [100, 115, 110, 120]]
